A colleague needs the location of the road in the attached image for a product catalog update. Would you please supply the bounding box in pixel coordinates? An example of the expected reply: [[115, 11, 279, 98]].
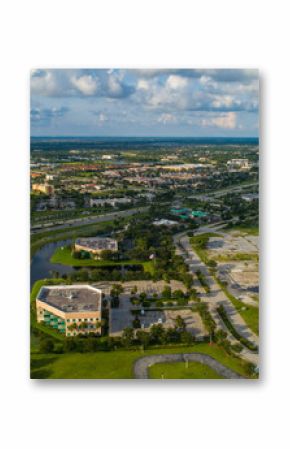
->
[[133, 352, 245, 379], [188, 181, 258, 200], [31, 206, 149, 234], [174, 230, 259, 366]]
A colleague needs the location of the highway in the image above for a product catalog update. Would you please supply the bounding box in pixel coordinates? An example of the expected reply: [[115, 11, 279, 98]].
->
[[31, 206, 149, 234], [188, 180, 258, 200]]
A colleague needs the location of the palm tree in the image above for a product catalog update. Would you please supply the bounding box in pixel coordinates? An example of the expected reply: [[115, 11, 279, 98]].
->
[[174, 315, 186, 331], [79, 321, 88, 331], [67, 322, 77, 332]]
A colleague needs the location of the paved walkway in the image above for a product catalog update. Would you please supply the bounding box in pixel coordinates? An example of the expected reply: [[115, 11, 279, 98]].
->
[[133, 352, 244, 379]]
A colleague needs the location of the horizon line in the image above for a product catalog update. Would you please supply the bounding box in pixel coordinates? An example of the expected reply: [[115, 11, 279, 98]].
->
[[31, 135, 259, 139]]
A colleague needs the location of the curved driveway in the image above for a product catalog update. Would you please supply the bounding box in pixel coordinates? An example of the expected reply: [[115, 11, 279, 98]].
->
[[133, 352, 244, 379]]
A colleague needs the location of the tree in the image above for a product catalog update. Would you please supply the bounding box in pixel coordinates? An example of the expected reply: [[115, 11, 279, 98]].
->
[[174, 315, 186, 331], [110, 284, 124, 308], [40, 339, 54, 353], [166, 327, 180, 343], [215, 329, 228, 343], [136, 330, 151, 348], [132, 317, 141, 329], [150, 324, 165, 344], [68, 322, 78, 332], [180, 331, 194, 345], [208, 259, 217, 268], [122, 327, 134, 347], [162, 286, 172, 299], [110, 283, 124, 298], [79, 321, 88, 331], [173, 290, 185, 300], [139, 292, 147, 301], [100, 249, 115, 260], [131, 285, 138, 295]]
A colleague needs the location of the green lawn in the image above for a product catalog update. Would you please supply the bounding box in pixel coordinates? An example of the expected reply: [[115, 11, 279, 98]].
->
[[30, 343, 252, 379], [215, 253, 259, 262], [142, 261, 155, 274], [149, 361, 224, 379], [215, 277, 259, 335], [226, 225, 259, 236], [50, 246, 143, 268]]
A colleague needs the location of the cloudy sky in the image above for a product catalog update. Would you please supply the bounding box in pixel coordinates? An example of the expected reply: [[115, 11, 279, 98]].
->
[[31, 69, 259, 137]]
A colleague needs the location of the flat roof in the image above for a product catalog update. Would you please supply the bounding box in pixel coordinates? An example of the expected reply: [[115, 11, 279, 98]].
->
[[75, 237, 117, 251], [191, 210, 207, 217], [37, 285, 102, 313]]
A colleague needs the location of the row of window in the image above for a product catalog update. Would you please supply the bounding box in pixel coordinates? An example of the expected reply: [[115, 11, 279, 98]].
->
[[66, 318, 99, 323], [67, 326, 100, 337]]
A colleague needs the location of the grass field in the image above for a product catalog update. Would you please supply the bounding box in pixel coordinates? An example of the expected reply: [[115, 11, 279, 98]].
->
[[50, 246, 142, 267], [149, 361, 224, 379], [226, 225, 259, 236], [30, 343, 252, 379], [215, 277, 259, 335]]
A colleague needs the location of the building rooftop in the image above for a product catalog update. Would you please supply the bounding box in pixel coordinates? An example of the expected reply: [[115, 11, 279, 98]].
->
[[37, 285, 102, 313], [191, 210, 207, 217], [75, 237, 118, 251], [153, 219, 179, 226]]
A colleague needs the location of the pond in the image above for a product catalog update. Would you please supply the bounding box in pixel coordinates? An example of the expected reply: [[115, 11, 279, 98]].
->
[[31, 240, 74, 286], [30, 239, 143, 286]]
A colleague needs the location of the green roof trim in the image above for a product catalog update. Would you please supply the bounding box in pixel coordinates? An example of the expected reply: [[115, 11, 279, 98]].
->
[[191, 210, 207, 217]]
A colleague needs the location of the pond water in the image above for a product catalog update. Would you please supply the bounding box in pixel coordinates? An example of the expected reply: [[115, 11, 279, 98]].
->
[[31, 240, 74, 286], [30, 239, 142, 286]]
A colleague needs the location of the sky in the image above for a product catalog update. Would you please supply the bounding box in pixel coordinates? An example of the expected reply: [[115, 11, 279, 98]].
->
[[30, 69, 259, 137]]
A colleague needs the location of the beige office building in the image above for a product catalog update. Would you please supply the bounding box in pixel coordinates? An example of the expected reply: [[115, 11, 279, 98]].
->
[[36, 285, 102, 337]]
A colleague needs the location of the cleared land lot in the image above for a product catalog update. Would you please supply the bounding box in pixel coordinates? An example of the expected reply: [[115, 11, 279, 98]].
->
[[207, 231, 259, 306]]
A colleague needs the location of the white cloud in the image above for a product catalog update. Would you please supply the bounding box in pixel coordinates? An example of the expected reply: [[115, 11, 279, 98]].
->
[[157, 113, 177, 124], [137, 79, 150, 91], [202, 112, 237, 129], [212, 95, 235, 108], [98, 113, 108, 123], [31, 70, 59, 96], [166, 75, 188, 90], [71, 75, 99, 96]]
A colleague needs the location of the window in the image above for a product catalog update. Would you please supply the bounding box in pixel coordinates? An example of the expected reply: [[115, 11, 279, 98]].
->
[[67, 319, 70, 323]]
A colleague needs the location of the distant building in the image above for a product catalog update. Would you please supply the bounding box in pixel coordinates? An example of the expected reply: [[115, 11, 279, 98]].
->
[[227, 159, 251, 172], [89, 197, 132, 207], [171, 207, 190, 215], [102, 154, 114, 160], [45, 174, 54, 181], [30, 172, 42, 179], [191, 210, 208, 218], [75, 237, 118, 255], [36, 285, 102, 337], [241, 193, 259, 202], [32, 183, 54, 195], [153, 219, 179, 227]]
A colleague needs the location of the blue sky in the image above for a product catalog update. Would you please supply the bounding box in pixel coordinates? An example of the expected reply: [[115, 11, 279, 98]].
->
[[30, 69, 259, 137]]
